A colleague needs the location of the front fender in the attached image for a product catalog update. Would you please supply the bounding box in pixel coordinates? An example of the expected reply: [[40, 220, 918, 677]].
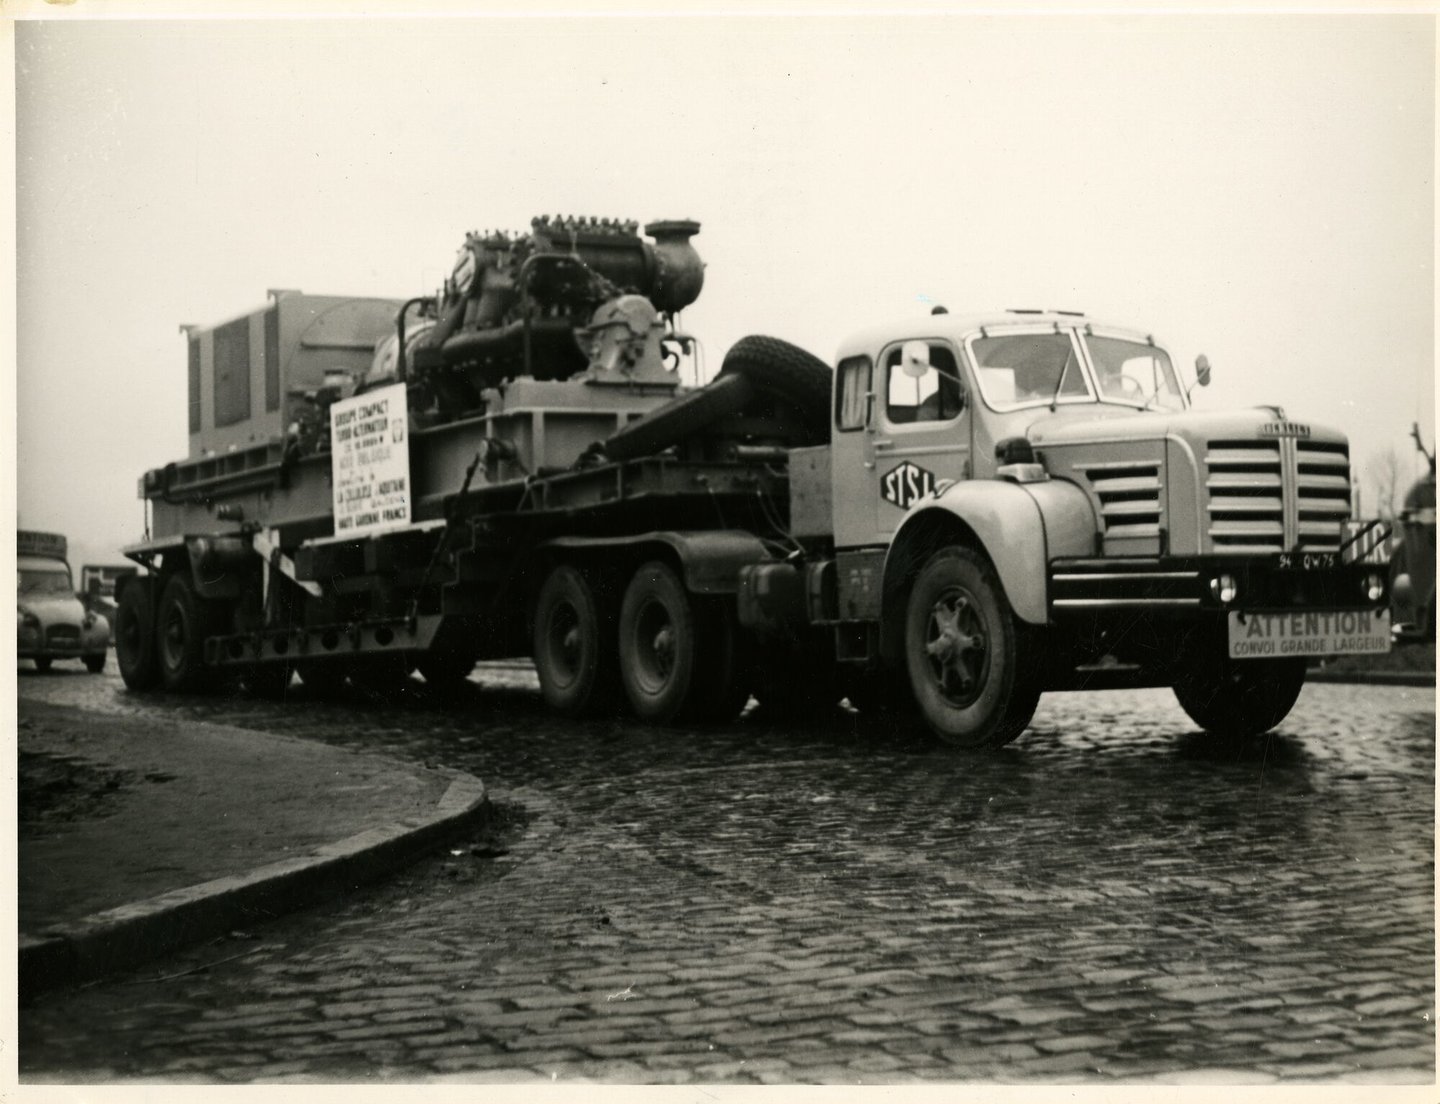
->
[[883, 478, 1096, 627]]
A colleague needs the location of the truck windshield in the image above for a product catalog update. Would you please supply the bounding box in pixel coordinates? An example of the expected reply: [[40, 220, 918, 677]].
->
[[969, 330, 1186, 413], [19, 567, 73, 596], [1085, 335, 1184, 411], [969, 333, 1092, 411]]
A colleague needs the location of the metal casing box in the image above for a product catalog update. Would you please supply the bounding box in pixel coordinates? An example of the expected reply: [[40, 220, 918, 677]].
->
[[185, 292, 402, 458], [788, 445, 833, 539]]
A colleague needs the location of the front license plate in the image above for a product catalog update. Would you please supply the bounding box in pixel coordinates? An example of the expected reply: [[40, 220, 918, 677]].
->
[[1228, 609, 1391, 659], [1274, 551, 1337, 571]]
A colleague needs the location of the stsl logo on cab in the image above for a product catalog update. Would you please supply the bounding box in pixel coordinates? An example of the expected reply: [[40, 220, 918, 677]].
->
[[881, 461, 940, 510]]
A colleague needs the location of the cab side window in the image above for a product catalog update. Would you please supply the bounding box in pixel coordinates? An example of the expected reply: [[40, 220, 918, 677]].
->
[[885, 341, 964, 425], [835, 355, 873, 431]]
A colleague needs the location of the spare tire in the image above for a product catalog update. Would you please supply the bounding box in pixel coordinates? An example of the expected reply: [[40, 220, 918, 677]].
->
[[601, 335, 832, 461], [717, 335, 833, 442]]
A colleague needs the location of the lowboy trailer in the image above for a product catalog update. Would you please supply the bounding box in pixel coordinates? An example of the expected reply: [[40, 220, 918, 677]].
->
[[115, 215, 1392, 745]]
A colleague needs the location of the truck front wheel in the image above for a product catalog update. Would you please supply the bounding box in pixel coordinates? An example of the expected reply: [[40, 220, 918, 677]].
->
[[116, 580, 160, 690], [1172, 654, 1306, 738], [156, 574, 218, 693], [534, 564, 619, 717], [904, 546, 1041, 749]]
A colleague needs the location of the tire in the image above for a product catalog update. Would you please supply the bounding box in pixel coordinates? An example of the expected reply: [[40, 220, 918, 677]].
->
[[718, 335, 833, 443], [618, 560, 705, 723], [533, 564, 620, 717], [156, 574, 219, 693], [1172, 653, 1306, 738], [116, 580, 160, 690], [242, 662, 293, 699], [33, 657, 52, 673], [904, 546, 1042, 748], [84, 653, 107, 674], [600, 334, 833, 461]]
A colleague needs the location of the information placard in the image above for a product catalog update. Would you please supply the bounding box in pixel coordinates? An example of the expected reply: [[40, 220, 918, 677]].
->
[[329, 383, 412, 538]]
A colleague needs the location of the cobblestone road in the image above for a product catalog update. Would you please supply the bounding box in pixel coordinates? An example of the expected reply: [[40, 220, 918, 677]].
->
[[18, 665, 1436, 1084]]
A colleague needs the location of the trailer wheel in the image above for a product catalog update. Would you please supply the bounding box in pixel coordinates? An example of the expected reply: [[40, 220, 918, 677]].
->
[[1172, 654, 1306, 738], [618, 561, 705, 723], [533, 564, 619, 717], [116, 581, 160, 690], [904, 546, 1041, 748], [156, 574, 218, 693], [84, 653, 107, 674]]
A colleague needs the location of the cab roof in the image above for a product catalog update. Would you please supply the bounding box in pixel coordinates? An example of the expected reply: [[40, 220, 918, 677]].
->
[[834, 310, 1160, 362]]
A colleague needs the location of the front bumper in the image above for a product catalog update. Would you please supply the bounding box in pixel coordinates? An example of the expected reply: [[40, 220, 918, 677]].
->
[[18, 622, 110, 659], [1049, 556, 1388, 618]]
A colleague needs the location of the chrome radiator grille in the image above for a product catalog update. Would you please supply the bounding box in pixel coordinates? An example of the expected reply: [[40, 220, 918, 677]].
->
[[1294, 440, 1353, 547], [1204, 438, 1350, 553], [1083, 459, 1163, 539]]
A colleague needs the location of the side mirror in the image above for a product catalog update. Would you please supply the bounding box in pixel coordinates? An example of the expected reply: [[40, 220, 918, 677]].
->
[[901, 340, 931, 379], [1195, 354, 1212, 388]]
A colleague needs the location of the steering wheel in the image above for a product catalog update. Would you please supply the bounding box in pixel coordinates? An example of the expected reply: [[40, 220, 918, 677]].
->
[[1115, 375, 1146, 401]]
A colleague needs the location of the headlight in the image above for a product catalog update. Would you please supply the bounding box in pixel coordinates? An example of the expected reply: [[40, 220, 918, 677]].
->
[[18, 607, 40, 628], [1209, 574, 1239, 605], [83, 610, 97, 629], [1363, 571, 1386, 603]]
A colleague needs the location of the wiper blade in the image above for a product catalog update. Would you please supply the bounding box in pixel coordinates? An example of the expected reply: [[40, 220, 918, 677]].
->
[[1048, 350, 1075, 411]]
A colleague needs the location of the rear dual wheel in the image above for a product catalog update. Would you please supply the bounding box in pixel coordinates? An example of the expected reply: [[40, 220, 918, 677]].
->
[[617, 561, 747, 724], [533, 564, 621, 718], [156, 574, 221, 694], [116, 581, 160, 690]]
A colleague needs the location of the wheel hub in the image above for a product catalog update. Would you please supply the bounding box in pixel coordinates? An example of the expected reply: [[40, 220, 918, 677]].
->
[[650, 624, 675, 677], [924, 589, 988, 707]]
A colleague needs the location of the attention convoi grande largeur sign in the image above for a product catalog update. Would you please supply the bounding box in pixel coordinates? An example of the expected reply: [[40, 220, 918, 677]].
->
[[330, 383, 412, 538]]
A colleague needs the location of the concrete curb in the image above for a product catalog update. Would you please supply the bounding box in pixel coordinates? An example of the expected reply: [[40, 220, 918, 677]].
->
[[18, 772, 487, 1001], [1306, 670, 1435, 688]]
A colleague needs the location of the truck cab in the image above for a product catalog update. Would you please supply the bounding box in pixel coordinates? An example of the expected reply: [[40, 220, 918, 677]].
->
[[815, 310, 1386, 745], [17, 531, 110, 673]]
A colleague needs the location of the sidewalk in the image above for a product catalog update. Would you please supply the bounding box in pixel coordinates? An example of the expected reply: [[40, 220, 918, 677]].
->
[[17, 698, 487, 1000]]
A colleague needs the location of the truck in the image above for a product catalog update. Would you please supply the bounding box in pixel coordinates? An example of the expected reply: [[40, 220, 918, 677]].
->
[[17, 531, 111, 672], [112, 214, 1392, 746], [1388, 423, 1436, 644]]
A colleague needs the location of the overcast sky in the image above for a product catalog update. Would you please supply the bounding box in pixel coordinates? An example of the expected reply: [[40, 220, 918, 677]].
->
[[11, 11, 1435, 570]]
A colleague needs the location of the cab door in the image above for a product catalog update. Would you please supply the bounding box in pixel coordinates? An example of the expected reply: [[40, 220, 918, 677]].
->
[[831, 338, 972, 548]]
